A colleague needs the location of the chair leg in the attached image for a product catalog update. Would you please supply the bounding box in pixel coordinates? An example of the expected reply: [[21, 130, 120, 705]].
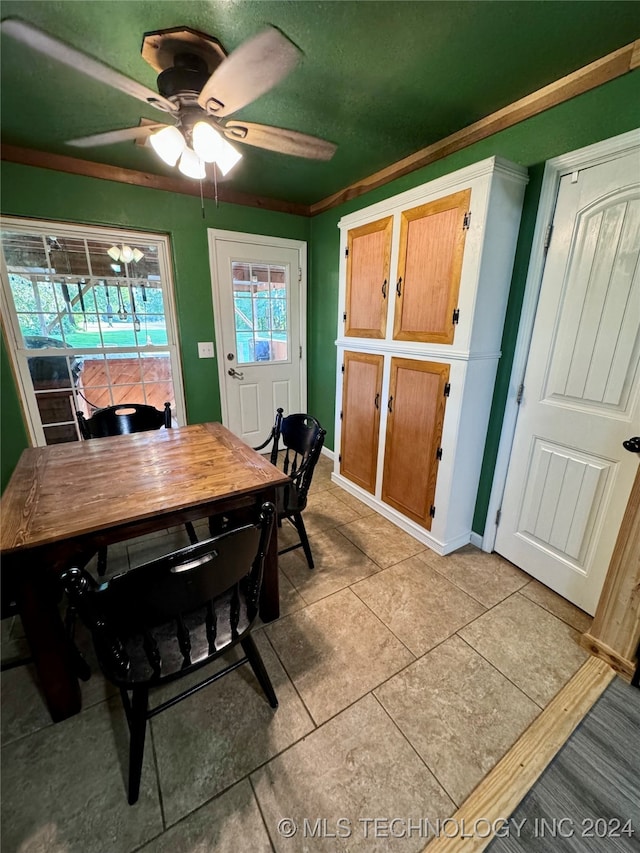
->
[[241, 635, 278, 709], [184, 521, 198, 545], [126, 686, 149, 805], [97, 547, 108, 577], [291, 513, 314, 570]]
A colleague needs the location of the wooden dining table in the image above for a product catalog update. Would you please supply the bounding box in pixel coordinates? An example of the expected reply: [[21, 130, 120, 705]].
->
[[0, 422, 290, 722]]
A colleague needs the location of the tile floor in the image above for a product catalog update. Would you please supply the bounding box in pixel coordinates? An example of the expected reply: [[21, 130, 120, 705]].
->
[[0, 455, 592, 853]]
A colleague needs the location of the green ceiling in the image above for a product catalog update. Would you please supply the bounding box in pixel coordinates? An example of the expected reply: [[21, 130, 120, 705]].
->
[[1, 1, 638, 205]]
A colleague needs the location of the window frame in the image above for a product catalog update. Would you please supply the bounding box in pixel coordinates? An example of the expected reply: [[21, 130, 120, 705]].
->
[[0, 217, 186, 446]]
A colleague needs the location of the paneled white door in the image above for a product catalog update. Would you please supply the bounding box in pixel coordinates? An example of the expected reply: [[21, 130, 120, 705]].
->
[[495, 150, 640, 614], [208, 231, 306, 446]]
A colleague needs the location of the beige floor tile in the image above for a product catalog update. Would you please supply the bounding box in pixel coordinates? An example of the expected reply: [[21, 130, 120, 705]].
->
[[352, 556, 485, 655], [281, 527, 380, 604], [265, 588, 414, 724], [309, 455, 335, 492], [1, 620, 116, 747], [1, 699, 162, 853], [137, 779, 272, 853], [338, 515, 425, 569], [327, 485, 376, 517], [275, 562, 307, 616], [302, 490, 363, 537], [459, 593, 589, 707], [418, 545, 529, 607], [152, 630, 314, 826], [375, 636, 540, 805], [520, 579, 592, 633], [252, 694, 455, 853]]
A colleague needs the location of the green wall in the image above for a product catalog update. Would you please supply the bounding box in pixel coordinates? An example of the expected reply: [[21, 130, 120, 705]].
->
[[308, 69, 640, 534], [0, 166, 309, 490], [1, 69, 639, 530]]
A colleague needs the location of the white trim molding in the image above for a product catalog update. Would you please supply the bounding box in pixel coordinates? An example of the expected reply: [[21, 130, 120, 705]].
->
[[482, 128, 640, 553]]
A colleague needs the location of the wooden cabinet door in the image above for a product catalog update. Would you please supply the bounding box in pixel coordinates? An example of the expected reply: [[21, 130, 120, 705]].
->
[[394, 189, 470, 344], [340, 351, 384, 493], [345, 217, 393, 338], [382, 358, 450, 528]]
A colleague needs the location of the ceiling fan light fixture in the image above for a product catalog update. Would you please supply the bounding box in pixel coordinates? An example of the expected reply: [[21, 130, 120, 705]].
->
[[120, 245, 135, 263], [149, 125, 186, 166], [193, 121, 242, 175], [132, 248, 145, 263], [178, 147, 206, 180]]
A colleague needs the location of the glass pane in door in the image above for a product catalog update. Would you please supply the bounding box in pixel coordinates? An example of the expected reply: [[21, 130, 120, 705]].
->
[[232, 261, 289, 364]]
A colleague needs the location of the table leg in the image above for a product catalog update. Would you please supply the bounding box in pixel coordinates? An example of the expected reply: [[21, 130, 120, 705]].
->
[[17, 566, 81, 722]]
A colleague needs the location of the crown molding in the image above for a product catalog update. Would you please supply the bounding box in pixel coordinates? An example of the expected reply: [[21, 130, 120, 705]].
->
[[0, 144, 310, 217]]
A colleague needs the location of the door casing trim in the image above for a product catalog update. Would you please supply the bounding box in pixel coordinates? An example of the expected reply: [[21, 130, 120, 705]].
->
[[483, 127, 640, 553], [207, 229, 308, 430]]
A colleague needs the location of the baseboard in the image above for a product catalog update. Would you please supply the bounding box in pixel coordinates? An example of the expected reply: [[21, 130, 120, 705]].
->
[[321, 446, 335, 461], [469, 532, 483, 549]]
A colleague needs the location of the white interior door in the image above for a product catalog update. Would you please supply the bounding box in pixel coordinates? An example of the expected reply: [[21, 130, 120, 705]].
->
[[495, 149, 640, 615], [208, 231, 306, 446]]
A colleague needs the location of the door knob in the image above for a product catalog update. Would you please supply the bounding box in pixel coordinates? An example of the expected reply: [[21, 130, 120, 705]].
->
[[623, 437, 640, 453], [228, 368, 244, 379]]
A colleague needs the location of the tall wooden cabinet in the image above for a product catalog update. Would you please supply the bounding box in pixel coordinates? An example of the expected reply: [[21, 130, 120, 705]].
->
[[333, 157, 528, 554]]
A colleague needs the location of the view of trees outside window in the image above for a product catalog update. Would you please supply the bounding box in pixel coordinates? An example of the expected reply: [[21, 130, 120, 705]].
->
[[232, 261, 289, 364]]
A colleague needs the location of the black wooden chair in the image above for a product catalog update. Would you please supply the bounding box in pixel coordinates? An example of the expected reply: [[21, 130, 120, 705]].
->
[[76, 401, 171, 439], [76, 402, 197, 574], [255, 408, 326, 569], [61, 502, 276, 805]]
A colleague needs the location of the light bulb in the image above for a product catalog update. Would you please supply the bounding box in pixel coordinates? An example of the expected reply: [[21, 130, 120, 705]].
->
[[107, 246, 121, 261], [149, 126, 186, 166], [120, 245, 134, 263], [193, 121, 242, 176], [178, 147, 206, 179]]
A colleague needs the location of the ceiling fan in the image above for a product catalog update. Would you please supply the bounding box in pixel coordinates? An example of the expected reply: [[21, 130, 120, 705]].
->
[[0, 19, 337, 179]]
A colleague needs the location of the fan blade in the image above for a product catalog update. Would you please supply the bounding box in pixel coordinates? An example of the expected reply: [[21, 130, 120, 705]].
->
[[197, 27, 300, 118], [0, 19, 177, 113], [223, 121, 336, 161], [67, 124, 169, 148]]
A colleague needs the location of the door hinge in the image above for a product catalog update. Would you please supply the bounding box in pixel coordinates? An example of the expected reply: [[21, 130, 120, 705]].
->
[[299, 344, 303, 359], [544, 224, 554, 251], [341, 363, 345, 373], [340, 410, 343, 420], [343, 312, 347, 322], [444, 382, 451, 397], [338, 454, 342, 462], [429, 505, 436, 518], [452, 308, 460, 325], [298, 267, 302, 282], [463, 211, 471, 230], [495, 508, 502, 526], [436, 447, 443, 460], [516, 383, 524, 405], [345, 247, 349, 258]]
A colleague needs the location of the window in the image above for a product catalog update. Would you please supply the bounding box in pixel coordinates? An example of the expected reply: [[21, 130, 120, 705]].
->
[[232, 261, 289, 364], [0, 219, 185, 445]]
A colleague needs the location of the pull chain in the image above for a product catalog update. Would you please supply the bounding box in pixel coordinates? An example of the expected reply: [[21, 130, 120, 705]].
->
[[199, 177, 205, 219]]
